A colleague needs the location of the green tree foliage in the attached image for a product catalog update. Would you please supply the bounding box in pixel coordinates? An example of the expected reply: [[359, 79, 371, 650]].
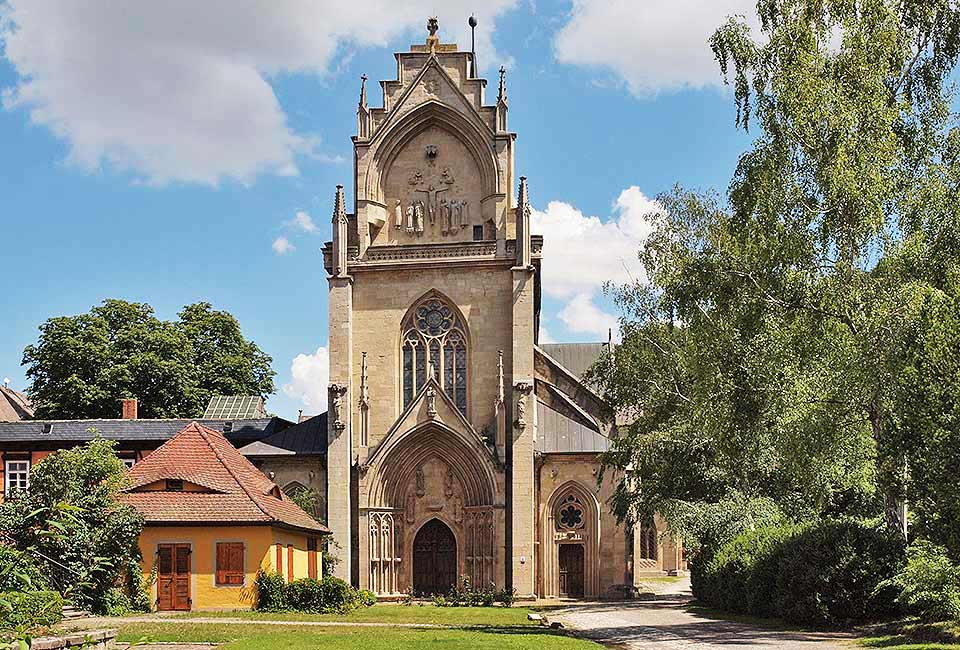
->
[[594, 0, 960, 552], [22, 299, 276, 419], [0, 438, 144, 614]]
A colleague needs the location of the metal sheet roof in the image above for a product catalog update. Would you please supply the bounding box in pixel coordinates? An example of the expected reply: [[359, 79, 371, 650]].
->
[[239, 413, 327, 457], [536, 402, 611, 454], [539, 343, 607, 380]]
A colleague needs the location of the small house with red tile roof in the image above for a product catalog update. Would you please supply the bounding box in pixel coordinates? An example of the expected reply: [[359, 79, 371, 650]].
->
[[120, 422, 329, 611]]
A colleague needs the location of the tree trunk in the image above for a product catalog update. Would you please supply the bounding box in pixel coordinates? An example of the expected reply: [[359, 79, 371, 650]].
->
[[868, 402, 908, 542]]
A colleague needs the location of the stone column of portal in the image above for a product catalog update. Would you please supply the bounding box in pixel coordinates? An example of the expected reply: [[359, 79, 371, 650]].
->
[[510, 177, 536, 598], [327, 185, 354, 583]]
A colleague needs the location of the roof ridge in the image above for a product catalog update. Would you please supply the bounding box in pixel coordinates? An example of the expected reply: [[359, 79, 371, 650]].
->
[[193, 422, 275, 523]]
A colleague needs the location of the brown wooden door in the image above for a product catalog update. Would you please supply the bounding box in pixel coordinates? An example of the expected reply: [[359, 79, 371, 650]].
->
[[413, 519, 457, 595], [559, 544, 584, 598], [157, 544, 191, 611]]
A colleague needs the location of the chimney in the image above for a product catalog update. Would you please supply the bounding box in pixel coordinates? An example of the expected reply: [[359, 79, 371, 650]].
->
[[121, 398, 138, 420]]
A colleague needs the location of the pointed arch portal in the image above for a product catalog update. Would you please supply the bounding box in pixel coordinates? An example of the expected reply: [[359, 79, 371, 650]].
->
[[413, 519, 457, 595]]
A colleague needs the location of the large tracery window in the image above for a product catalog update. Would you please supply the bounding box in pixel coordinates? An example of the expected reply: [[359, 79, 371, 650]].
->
[[402, 295, 468, 414]]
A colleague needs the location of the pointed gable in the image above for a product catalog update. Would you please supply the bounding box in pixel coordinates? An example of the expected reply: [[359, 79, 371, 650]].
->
[[121, 422, 328, 535]]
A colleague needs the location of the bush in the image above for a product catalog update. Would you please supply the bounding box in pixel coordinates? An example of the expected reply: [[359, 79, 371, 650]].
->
[[254, 570, 287, 612], [0, 546, 46, 592], [103, 587, 132, 616], [695, 523, 796, 617], [893, 541, 960, 622], [0, 591, 64, 632], [694, 518, 905, 625], [356, 589, 377, 608], [265, 576, 372, 614]]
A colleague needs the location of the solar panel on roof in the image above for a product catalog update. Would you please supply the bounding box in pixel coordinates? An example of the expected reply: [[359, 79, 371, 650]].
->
[[202, 395, 267, 420]]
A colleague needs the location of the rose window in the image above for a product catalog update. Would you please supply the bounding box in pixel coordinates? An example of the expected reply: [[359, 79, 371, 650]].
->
[[557, 494, 585, 530]]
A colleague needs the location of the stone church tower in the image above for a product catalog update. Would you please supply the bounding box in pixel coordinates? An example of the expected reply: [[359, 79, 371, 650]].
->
[[322, 19, 683, 599]]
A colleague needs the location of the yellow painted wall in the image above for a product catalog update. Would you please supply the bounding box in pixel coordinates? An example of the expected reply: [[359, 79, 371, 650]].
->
[[138, 525, 323, 611]]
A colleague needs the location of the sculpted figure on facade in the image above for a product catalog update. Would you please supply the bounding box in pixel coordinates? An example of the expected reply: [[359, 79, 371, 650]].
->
[[405, 205, 415, 233], [394, 199, 403, 229], [329, 383, 348, 432], [414, 201, 425, 234]]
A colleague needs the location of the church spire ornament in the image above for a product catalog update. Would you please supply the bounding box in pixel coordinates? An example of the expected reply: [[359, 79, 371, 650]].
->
[[331, 184, 348, 277], [357, 75, 371, 139], [515, 176, 532, 268]]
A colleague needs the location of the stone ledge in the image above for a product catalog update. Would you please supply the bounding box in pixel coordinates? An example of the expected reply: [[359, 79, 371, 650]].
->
[[8, 628, 116, 650]]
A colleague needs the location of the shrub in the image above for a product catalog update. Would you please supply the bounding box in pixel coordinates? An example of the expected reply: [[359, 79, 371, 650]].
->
[[317, 576, 356, 614], [103, 587, 132, 617], [893, 541, 960, 622], [694, 523, 795, 617], [694, 518, 905, 625], [254, 570, 287, 612], [0, 546, 46, 592], [283, 577, 362, 614], [356, 589, 377, 608], [495, 586, 518, 607], [774, 519, 903, 624], [0, 591, 64, 632]]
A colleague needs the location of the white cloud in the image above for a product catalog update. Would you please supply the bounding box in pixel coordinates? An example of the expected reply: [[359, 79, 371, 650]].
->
[[284, 347, 330, 413], [558, 293, 620, 341], [554, 0, 756, 95], [532, 186, 660, 300], [288, 210, 318, 233], [0, 1, 517, 185], [538, 326, 557, 344], [272, 237, 295, 255]]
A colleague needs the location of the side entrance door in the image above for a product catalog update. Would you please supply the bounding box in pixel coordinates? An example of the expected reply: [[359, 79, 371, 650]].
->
[[157, 544, 192, 611], [558, 543, 585, 598]]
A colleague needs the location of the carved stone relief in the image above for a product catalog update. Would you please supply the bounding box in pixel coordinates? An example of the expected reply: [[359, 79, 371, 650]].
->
[[380, 126, 484, 246]]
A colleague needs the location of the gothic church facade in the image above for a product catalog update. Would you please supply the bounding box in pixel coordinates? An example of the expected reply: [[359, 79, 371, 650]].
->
[[322, 22, 683, 600]]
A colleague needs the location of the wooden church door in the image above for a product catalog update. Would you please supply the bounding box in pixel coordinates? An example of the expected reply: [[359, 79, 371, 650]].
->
[[413, 519, 457, 595], [558, 544, 584, 598]]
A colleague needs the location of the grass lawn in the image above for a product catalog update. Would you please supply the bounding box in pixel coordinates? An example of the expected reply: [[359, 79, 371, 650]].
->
[[855, 620, 960, 650], [169, 604, 537, 626], [111, 623, 602, 649]]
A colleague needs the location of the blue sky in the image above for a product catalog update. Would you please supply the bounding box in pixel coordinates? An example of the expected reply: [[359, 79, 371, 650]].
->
[[0, 0, 754, 420]]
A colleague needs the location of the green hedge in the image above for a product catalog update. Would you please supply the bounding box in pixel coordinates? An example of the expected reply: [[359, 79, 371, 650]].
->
[[255, 572, 373, 614], [0, 591, 64, 632], [694, 518, 904, 625]]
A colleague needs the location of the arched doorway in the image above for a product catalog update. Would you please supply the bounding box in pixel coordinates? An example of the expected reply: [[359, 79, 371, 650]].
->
[[558, 544, 584, 597], [413, 519, 457, 595]]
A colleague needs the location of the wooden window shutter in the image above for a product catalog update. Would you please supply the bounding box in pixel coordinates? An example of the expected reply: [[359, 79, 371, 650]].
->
[[308, 538, 318, 579], [216, 543, 244, 586], [276, 544, 284, 579], [287, 544, 294, 581], [216, 543, 228, 585]]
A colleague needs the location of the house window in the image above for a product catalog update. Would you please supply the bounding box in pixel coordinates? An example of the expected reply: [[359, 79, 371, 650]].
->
[[167, 479, 184, 492], [638, 520, 658, 561], [4, 460, 30, 496], [120, 457, 136, 469], [400, 295, 468, 415], [216, 542, 245, 586]]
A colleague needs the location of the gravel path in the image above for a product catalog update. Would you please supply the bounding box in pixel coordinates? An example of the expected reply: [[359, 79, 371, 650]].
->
[[552, 580, 851, 650]]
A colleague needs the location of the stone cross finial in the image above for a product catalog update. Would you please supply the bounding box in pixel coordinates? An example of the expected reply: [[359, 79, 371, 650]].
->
[[427, 17, 439, 36], [498, 66, 507, 104]]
